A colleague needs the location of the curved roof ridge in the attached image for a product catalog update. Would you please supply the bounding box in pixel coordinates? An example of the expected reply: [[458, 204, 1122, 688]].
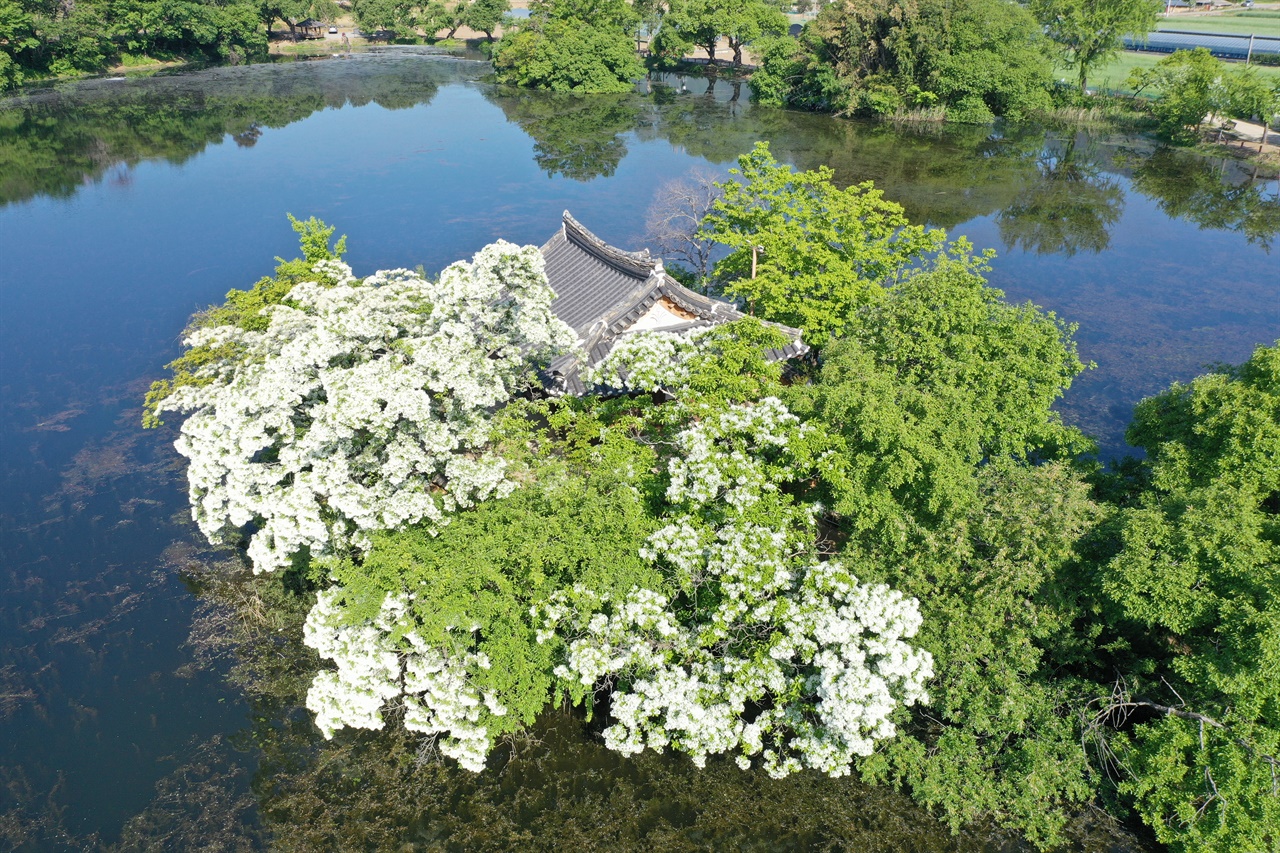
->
[[561, 210, 656, 278]]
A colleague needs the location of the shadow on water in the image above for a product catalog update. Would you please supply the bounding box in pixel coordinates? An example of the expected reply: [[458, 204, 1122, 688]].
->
[[75, 560, 1150, 852]]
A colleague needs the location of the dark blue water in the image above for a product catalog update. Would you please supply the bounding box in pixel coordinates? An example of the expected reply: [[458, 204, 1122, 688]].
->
[[0, 48, 1277, 848]]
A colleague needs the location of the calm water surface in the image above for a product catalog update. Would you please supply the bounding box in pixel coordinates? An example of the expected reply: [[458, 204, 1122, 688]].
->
[[1, 48, 1277, 849]]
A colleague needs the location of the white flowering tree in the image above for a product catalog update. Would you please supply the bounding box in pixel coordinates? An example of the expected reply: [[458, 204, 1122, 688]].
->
[[158, 234, 933, 778], [304, 588, 506, 771], [541, 395, 934, 777], [157, 242, 575, 573], [298, 326, 933, 777], [583, 329, 703, 393]]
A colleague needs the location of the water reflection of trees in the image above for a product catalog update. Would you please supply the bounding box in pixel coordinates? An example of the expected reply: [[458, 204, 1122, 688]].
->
[[1130, 149, 1280, 251], [775, 123, 1047, 230], [633, 84, 1049, 229], [7, 57, 1278, 255], [483, 89, 640, 181], [0, 55, 475, 207], [997, 136, 1125, 257]]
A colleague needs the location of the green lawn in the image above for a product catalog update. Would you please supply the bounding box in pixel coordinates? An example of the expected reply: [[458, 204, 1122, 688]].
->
[[1155, 11, 1280, 38], [1056, 50, 1280, 93]]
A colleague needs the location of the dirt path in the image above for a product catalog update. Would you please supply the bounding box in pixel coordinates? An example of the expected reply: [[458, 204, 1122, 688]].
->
[[1210, 115, 1279, 154]]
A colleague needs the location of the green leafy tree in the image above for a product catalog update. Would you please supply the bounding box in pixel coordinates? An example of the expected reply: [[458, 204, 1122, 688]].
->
[[657, 0, 786, 68], [415, 0, 451, 37], [779, 262, 1094, 845], [460, 0, 506, 40], [492, 18, 642, 92], [722, 0, 786, 68], [845, 259, 1090, 462], [352, 0, 418, 39], [427, 0, 468, 37], [0, 0, 38, 88], [1128, 47, 1222, 140], [867, 460, 1103, 847], [700, 142, 949, 348], [1030, 0, 1160, 94], [1096, 342, 1280, 851], [916, 0, 1052, 123], [1218, 65, 1280, 150], [652, 0, 719, 63], [748, 34, 830, 108], [492, 0, 641, 93], [751, 0, 1052, 121]]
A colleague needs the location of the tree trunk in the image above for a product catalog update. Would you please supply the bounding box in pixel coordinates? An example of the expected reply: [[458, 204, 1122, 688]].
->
[[1078, 63, 1088, 96], [705, 41, 715, 63], [732, 42, 742, 68]]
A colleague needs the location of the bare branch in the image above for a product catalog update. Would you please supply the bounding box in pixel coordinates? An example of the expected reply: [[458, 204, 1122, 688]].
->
[[644, 166, 725, 290], [1083, 675, 1280, 799]]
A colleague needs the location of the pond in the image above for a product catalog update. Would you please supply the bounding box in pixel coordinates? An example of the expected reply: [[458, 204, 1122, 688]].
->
[[0, 47, 1276, 850]]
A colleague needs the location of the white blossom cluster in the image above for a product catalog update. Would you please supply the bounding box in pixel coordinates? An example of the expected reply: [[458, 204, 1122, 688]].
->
[[158, 243, 576, 573], [581, 329, 704, 392], [303, 587, 505, 772], [541, 399, 934, 777], [666, 396, 811, 510]]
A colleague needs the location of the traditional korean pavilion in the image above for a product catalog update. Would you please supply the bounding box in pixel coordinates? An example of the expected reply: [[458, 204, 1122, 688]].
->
[[540, 212, 808, 395]]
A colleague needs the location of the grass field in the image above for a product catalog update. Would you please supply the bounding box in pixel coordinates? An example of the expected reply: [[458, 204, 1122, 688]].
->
[[1056, 50, 1280, 93], [1155, 11, 1280, 38]]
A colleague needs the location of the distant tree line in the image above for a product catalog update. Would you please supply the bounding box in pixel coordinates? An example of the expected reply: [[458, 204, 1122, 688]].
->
[[1, 0, 275, 88], [491, 0, 789, 94], [485, 0, 1162, 120], [349, 0, 508, 44]]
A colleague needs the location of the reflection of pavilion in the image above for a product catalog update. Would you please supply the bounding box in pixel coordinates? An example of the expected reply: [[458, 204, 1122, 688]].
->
[[540, 212, 807, 395]]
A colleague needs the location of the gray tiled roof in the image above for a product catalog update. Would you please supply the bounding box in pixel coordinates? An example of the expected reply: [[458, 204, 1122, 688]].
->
[[540, 212, 808, 395], [542, 221, 657, 337]]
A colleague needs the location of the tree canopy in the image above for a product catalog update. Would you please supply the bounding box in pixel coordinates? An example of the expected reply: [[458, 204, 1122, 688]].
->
[[149, 200, 1280, 852], [1097, 343, 1280, 851], [651, 0, 788, 68], [1030, 0, 1161, 94], [700, 142, 951, 348], [492, 0, 642, 93], [1129, 47, 1280, 142], [1, 0, 268, 88], [351, 0, 419, 39], [750, 0, 1054, 122]]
